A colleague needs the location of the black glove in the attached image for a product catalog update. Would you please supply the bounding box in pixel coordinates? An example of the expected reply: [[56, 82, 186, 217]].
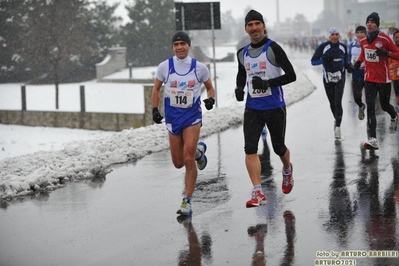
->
[[235, 87, 245, 101], [203, 97, 215, 110], [353, 61, 361, 70], [252, 76, 269, 91], [376, 48, 388, 57], [323, 56, 334, 63], [344, 62, 353, 73], [152, 107, 163, 124]]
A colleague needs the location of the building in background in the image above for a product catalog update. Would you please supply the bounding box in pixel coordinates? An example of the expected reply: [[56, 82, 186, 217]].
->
[[327, 0, 398, 32], [269, 0, 397, 49]]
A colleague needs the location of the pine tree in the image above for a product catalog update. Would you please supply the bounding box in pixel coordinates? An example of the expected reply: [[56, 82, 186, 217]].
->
[[0, 0, 30, 82], [84, 0, 123, 73], [122, 0, 175, 66], [0, 0, 122, 87]]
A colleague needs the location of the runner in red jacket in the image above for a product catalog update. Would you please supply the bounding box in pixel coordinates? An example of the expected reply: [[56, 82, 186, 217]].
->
[[388, 30, 399, 112], [354, 12, 399, 149]]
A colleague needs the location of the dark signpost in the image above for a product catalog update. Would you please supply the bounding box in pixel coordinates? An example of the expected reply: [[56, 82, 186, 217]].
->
[[175, 2, 221, 31]]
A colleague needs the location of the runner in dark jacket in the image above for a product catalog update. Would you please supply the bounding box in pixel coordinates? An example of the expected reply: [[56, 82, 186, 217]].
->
[[311, 27, 351, 140]]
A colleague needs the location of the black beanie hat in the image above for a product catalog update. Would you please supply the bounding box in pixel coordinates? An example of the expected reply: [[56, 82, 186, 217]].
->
[[172, 31, 191, 46], [355, 25, 366, 34], [245, 10, 265, 26], [366, 12, 380, 28]]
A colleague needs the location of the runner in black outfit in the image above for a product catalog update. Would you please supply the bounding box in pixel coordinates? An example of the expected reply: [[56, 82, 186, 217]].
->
[[311, 27, 351, 140], [235, 10, 296, 208]]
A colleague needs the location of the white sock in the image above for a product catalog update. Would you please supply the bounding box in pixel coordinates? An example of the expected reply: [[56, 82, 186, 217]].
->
[[253, 185, 262, 191], [283, 166, 292, 174]]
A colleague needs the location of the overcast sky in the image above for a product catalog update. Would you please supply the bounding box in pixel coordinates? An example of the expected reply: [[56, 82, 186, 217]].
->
[[109, 0, 324, 27]]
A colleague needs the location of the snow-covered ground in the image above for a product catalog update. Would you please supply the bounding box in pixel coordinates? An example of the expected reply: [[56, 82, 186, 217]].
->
[[0, 80, 146, 113], [0, 53, 316, 200]]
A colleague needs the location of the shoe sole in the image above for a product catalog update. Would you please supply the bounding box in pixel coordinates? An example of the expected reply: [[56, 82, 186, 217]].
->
[[196, 142, 207, 170], [364, 142, 379, 150], [197, 141, 207, 153], [246, 201, 266, 208], [197, 154, 207, 170], [176, 210, 193, 216]]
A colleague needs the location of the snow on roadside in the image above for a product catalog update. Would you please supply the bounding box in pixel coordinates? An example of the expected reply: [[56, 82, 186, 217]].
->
[[0, 64, 315, 201]]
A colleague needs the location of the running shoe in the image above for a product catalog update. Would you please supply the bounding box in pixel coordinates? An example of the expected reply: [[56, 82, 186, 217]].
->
[[364, 137, 379, 150], [246, 189, 267, 208], [196, 142, 207, 170], [176, 198, 192, 216], [282, 163, 294, 194], [358, 104, 365, 120], [389, 116, 398, 134], [176, 215, 192, 228]]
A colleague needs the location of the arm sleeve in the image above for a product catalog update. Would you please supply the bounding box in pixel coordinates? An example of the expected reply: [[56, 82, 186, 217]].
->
[[196, 62, 211, 82], [387, 39, 399, 60], [357, 42, 365, 63], [311, 45, 323, 66], [268, 42, 296, 87], [344, 45, 349, 65], [156, 61, 168, 82], [347, 44, 352, 62], [236, 47, 247, 88]]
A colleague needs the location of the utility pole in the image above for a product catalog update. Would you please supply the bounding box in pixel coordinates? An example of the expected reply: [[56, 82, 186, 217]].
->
[[276, 0, 280, 37]]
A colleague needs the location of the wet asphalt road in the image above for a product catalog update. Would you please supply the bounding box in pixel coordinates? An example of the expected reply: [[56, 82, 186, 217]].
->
[[1, 49, 399, 266]]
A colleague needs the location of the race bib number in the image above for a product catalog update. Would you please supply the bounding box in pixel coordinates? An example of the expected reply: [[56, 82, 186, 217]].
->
[[170, 87, 193, 108], [248, 78, 272, 98], [327, 71, 342, 83], [365, 48, 379, 62]]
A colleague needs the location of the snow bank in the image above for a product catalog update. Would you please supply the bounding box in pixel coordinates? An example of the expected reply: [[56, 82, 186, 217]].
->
[[0, 63, 315, 201]]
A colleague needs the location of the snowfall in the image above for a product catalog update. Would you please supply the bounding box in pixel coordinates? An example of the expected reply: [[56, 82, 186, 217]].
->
[[0, 46, 316, 201]]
